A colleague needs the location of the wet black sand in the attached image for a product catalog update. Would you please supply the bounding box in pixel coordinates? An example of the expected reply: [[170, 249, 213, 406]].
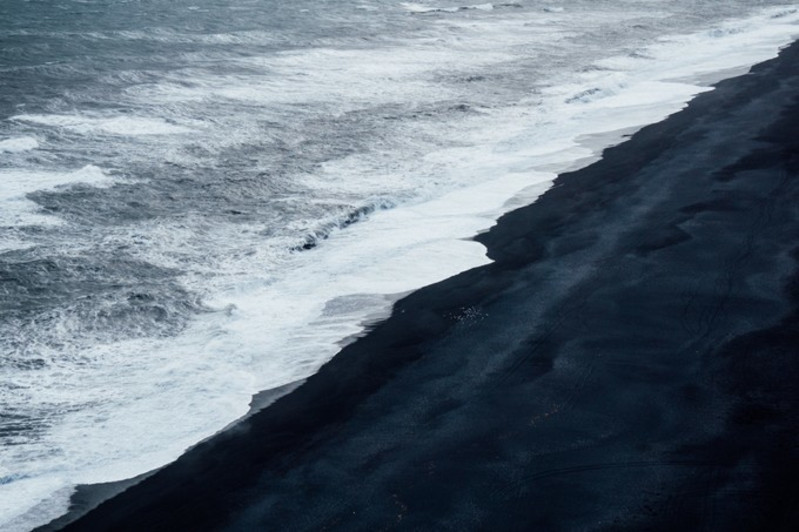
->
[[55, 42, 799, 531]]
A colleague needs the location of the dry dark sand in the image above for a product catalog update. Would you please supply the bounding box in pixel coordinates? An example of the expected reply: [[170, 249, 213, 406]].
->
[[52, 41, 799, 531]]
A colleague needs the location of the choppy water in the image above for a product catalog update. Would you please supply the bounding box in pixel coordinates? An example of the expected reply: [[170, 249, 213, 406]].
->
[[1, 1, 798, 530]]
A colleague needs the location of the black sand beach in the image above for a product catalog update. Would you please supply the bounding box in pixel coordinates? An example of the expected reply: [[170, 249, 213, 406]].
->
[[54, 41, 799, 531]]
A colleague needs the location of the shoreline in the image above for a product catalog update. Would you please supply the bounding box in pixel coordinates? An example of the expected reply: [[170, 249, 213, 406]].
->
[[53, 40, 799, 531]]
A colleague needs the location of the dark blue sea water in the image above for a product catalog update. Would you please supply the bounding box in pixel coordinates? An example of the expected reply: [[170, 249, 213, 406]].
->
[[1, 1, 798, 529]]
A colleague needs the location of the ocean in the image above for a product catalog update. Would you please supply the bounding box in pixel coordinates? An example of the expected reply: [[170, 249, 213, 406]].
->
[[1, 1, 798, 530]]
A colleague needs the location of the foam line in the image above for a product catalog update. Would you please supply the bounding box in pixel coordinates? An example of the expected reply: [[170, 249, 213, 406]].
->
[[0, 165, 112, 231], [0, 137, 38, 153], [10, 115, 193, 136]]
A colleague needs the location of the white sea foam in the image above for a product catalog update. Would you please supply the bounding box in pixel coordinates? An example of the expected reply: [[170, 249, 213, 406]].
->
[[2, 5, 799, 530], [0, 137, 38, 153], [141, 42, 519, 111], [401, 2, 494, 13], [0, 165, 112, 230], [9, 114, 194, 136], [0, 481, 72, 532]]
